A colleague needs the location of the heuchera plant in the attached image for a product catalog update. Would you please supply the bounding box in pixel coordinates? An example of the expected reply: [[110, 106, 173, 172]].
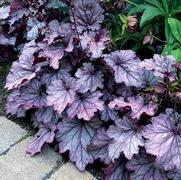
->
[[3, 0, 181, 179]]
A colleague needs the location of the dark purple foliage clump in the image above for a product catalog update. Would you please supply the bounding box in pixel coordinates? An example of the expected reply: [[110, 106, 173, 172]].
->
[[3, 0, 181, 179]]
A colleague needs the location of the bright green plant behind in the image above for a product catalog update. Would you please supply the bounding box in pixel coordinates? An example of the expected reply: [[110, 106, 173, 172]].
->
[[104, 0, 181, 61]]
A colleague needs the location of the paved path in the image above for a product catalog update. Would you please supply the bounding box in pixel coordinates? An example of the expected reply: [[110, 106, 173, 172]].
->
[[0, 116, 96, 180]]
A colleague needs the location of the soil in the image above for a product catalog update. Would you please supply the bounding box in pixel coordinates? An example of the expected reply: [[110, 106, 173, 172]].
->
[[0, 63, 10, 116]]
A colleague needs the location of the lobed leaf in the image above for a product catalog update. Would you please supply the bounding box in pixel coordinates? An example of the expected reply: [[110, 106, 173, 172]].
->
[[88, 128, 112, 164], [104, 50, 143, 87], [80, 29, 109, 58], [142, 109, 181, 171], [75, 62, 104, 93], [126, 149, 168, 180], [5, 41, 44, 90], [109, 95, 157, 119], [103, 157, 129, 180], [67, 91, 104, 121], [72, 0, 104, 32], [140, 54, 176, 81], [56, 118, 102, 171], [27, 123, 57, 156], [47, 78, 79, 114], [107, 117, 144, 160]]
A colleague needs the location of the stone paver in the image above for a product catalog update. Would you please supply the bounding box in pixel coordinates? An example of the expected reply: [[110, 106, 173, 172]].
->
[[0, 137, 62, 180], [48, 162, 96, 180], [0, 116, 27, 154], [0, 117, 98, 180]]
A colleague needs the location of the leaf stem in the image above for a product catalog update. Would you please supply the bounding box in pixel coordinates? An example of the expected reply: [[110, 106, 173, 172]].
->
[[123, 0, 138, 7], [69, 4, 83, 50], [152, 34, 165, 43]]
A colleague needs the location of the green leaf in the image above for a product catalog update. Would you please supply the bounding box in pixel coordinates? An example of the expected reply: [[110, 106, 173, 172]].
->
[[172, 49, 181, 62], [140, 6, 164, 27], [171, 6, 181, 15], [121, 24, 127, 35], [128, 5, 145, 15], [162, 44, 173, 55], [168, 18, 181, 44], [171, 1, 181, 15], [161, 0, 169, 12], [165, 18, 174, 44], [119, 14, 127, 24], [144, 0, 164, 11]]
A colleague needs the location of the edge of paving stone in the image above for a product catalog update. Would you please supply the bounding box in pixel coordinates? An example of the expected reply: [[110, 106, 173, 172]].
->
[[0, 117, 98, 179], [0, 133, 31, 156], [0, 116, 32, 155], [47, 162, 97, 180]]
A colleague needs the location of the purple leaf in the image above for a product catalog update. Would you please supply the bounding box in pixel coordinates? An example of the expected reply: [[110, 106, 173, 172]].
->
[[46, 0, 67, 9], [67, 91, 104, 121], [0, 6, 10, 20], [56, 118, 102, 171], [142, 109, 181, 171], [0, 34, 16, 46], [80, 29, 109, 58], [103, 157, 129, 180], [88, 128, 112, 164], [6, 79, 47, 112], [141, 69, 161, 87], [39, 45, 64, 69], [126, 149, 168, 180], [27, 123, 57, 156], [5, 0, 181, 174], [44, 20, 61, 44], [75, 62, 104, 93], [104, 50, 143, 87], [143, 34, 153, 45], [100, 94, 118, 122], [44, 20, 74, 50], [72, 0, 104, 32], [40, 62, 71, 87], [109, 96, 130, 110], [47, 78, 79, 114], [101, 105, 118, 122], [27, 19, 45, 41], [41, 22, 74, 69], [140, 54, 176, 81], [6, 89, 26, 117], [174, 62, 181, 72], [9, 8, 28, 26], [32, 107, 59, 124], [168, 169, 181, 180], [126, 96, 157, 119], [107, 117, 144, 160], [19, 79, 47, 109], [10, 0, 25, 15], [109, 95, 157, 119], [5, 41, 43, 90], [8, 0, 28, 26], [62, 23, 75, 52], [115, 83, 133, 98]]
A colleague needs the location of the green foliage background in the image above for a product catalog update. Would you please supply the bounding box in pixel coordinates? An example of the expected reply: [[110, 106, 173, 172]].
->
[[104, 0, 181, 61]]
